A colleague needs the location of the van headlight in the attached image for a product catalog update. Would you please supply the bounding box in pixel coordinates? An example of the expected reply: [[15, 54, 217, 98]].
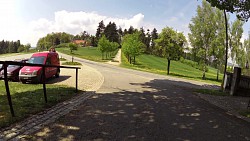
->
[[32, 70, 38, 75]]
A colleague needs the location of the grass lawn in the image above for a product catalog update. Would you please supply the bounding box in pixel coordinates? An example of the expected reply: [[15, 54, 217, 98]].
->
[[195, 89, 229, 96], [0, 81, 79, 128], [121, 53, 223, 85], [57, 47, 108, 62], [0, 50, 37, 57]]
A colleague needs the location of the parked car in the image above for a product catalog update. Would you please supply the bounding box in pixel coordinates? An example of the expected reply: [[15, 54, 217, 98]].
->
[[0, 59, 28, 81], [0, 63, 3, 72], [19, 52, 60, 83], [0, 63, 3, 80]]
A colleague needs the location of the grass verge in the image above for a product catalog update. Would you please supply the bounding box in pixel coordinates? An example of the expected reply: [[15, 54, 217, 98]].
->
[[121, 53, 222, 85], [0, 81, 80, 129], [239, 110, 250, 118], [62, 61, 82, 65], [194, 89, 229, 96], [56, 47, 118, 62]]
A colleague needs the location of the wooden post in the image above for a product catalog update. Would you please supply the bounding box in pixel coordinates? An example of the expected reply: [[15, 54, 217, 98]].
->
[[3, 62, 15, 117], [75, 68, 78, 92], [230, 67, 241, 96], [42, 66, 47, 103]]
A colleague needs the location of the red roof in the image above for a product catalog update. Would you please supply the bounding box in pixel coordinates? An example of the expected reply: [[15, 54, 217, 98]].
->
[[73, 40, 86, 44]]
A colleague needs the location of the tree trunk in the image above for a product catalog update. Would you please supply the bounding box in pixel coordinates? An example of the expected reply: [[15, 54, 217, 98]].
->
[[202, 52, 207, 80], [202, 66, 206, 80], [222, 9, 229, 90], [217, 69, 219, 81], [134, 56, 135, 64], [167, 59, 170, 75], [130, 57, 132, 64]]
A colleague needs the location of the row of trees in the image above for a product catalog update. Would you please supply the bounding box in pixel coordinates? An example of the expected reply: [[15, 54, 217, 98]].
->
[[189, 0, 250, 80], [98, 35, 119, 59], [95, 20, 159, 54], [36, 32, 74, 51], [122, 32, 145, 64], [0, 40, 31, 54]]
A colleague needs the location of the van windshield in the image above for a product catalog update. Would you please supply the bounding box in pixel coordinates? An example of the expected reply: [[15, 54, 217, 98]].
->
[[28, 56, 45, 64]]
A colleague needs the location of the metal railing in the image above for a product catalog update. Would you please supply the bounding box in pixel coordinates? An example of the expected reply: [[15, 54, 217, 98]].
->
[[0, 61, 80, 117]]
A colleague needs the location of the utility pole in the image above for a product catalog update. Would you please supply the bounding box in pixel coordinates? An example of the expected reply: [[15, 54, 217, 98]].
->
[[247, 30, 250, 69]]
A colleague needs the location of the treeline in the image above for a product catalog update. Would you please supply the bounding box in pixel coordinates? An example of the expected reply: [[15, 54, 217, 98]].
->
[[188, 0, 250, 79], [0, 40, 31, 54], [36, 32, 73, 51]]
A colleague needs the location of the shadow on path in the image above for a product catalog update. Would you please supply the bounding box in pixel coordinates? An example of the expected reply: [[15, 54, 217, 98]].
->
[[46, 76, 71, 84], [28, 79, 250, 141]]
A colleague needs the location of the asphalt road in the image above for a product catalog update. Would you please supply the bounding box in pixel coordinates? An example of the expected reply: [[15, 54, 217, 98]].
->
[[2, 53, 250, 140]]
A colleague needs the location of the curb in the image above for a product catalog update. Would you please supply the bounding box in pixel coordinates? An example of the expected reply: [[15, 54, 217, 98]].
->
[[196, 93, 250, 123], [0, 91, 95, 141]]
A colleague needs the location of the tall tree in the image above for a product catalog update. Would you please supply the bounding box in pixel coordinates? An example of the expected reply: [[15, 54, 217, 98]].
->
[[206, 0, 250, 87], [104, 22, 119, 43], [243, 38, 250, 69], [151, 28, 158, 55], [189, 0, 217, 79], [122, 32, 145, 64], [118, 27, 123, 45], [209, 9, 226, 80], [229, 19, 244, 67], [96, 20, 105, 39], [155, 27, 187, 75], [128, 26, 135, 34], [98, 35, 109, 59]]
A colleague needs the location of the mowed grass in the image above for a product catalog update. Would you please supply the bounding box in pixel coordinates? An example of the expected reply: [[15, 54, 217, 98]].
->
[[0, 81, 79, 128], [57, 47, 105, 62], [0, 49, 37, 57], [121, 54, 223, 85]]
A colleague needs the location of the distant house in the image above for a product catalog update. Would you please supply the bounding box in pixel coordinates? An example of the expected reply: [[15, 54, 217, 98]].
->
[[72, 40, 89, 47]]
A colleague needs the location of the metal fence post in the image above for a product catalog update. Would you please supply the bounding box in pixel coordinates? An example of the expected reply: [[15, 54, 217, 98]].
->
[[42, 66, 47, 103], [75, 68, 78, 92], [3, 62, 15, 117]]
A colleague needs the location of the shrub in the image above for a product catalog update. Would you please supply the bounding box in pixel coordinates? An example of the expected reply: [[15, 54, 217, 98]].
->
[[180, 57, 208, 72], [62, 61, 81, 65]]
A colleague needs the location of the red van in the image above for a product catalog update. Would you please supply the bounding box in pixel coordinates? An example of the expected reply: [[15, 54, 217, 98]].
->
[[19, 52, 60, 83]]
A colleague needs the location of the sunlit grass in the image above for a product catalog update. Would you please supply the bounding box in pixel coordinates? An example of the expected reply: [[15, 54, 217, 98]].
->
[[57, 47, 106, 62], [195, 89, 228, 96], [121, 53, 222, 85], [0, 81, 80, 128]]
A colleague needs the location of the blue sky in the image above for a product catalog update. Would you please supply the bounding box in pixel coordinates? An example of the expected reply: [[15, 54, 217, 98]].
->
[[0, 0, 249, 46]]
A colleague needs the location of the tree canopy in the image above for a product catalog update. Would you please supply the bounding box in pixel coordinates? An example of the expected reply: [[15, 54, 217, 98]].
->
[[206, 0, 250, 21], [155, 27, 187, 75]]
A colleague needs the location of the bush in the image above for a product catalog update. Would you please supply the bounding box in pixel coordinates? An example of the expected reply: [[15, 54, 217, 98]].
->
[[180, 57, 208, 72], [59, 58, 67, 61], [62, 61, 81, 65]]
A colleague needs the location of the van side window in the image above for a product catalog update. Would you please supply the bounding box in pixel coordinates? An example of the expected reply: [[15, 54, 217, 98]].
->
[[46, 57, 51, 65]]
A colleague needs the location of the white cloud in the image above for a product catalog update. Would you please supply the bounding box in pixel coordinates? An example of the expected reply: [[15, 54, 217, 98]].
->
[[23, 11, 147, 46]]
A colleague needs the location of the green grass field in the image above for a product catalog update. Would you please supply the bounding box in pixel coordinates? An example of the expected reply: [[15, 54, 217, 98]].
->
[[57, 47, 108, 62], [121, 54, 223, 85], [0, 81, 79, 128], [0, 49, 37, 57]]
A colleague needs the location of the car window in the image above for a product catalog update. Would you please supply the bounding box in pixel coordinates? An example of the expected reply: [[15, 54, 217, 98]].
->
[[28, 56, 45, 64], [46, 57, 51, 65], [8, 65, 18, 68]]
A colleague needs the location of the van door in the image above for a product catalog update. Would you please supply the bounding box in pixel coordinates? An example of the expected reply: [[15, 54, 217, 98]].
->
[[45, 55, 53, 78]]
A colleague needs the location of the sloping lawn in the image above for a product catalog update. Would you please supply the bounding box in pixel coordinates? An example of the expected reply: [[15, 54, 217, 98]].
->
[[57, 47, 116, 62], [121, 54, 222, 85], [0, 81, 79, 128]]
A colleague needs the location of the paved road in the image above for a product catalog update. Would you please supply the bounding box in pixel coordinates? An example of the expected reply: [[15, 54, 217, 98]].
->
[[1, 53, 250, 140], [22, 54, 249, 141]]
